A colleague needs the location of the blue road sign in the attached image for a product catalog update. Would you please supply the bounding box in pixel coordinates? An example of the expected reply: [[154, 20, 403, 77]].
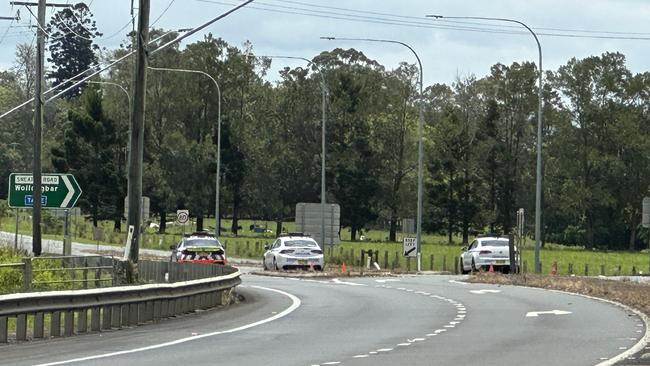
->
[[24, 195, 47, 206]]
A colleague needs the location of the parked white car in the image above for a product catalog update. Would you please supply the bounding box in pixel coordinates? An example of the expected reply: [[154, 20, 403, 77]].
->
[[263, 234, 324, 271], [460, 236, 511, 274]]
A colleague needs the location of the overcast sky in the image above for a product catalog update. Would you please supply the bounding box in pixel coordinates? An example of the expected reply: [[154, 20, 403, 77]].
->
[[1, 0, 649, 86]]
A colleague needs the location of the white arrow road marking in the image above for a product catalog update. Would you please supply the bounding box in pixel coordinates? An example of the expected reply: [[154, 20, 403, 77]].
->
[[331, 278, 367, 287], [375, 279, 400, 283], [526, 310, 572, 317], [470, 289, 502, 294], [61, 175, 74, 208]]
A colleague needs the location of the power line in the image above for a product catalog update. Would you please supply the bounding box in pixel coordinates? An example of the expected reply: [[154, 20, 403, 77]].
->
[[195, 0, 650, 41], [268, 0, 650, 37], [150, 0, 175, 27], [0, 9, 20, 45]]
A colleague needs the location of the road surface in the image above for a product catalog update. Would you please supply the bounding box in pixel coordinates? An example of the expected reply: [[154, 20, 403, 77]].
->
[[0, 273, 645, 366]]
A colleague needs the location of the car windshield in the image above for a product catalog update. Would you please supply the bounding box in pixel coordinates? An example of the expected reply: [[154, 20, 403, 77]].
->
[[482, 240, 509, 247], [184, 238, 222, 248], [284, 239, 317, 247]]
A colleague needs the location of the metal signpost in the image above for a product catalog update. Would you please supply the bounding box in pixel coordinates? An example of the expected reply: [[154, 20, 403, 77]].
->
[[641, 197, 650, 273]]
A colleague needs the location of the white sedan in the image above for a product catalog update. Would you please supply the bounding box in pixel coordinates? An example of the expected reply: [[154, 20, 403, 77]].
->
[[263, 234, 324, 271], [460, 236, 511, 274]]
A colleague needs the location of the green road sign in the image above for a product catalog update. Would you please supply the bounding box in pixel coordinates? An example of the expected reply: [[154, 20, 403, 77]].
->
[[7, 173, 82, 209]]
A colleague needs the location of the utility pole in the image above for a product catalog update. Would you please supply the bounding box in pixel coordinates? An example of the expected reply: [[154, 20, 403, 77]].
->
[[126, 0, 150, 267], [10, 1, 71, 256]]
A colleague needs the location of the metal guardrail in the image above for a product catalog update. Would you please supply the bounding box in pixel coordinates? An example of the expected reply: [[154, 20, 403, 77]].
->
[[0, 262, 241, 343]]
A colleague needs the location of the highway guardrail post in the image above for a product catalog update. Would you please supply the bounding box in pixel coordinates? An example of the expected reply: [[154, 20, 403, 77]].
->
[[442, 256, 447, 272], [51, 311, 61, 337], [90, 307, 101, 332], [34, 312, 44, 338], [64, 310, 73, 336], [430, 254, 434, 271], [584, 264, 589, 276], [0, 316, 7, 342], [16, 314, 26, 341]]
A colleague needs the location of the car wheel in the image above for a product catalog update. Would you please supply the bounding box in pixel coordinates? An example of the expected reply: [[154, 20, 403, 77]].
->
[[273, 257, 279, 271], [460, 257, 469, 275], [471, 258, 478, 273]]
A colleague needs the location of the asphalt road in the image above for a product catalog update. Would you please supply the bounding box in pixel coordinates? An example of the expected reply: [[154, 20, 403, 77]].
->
[[0, 272, 646, 366]]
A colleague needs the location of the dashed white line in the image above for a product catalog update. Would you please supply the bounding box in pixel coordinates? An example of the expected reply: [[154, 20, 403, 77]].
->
[[353, 354, 369, 358], [377, 348, 393, 352]]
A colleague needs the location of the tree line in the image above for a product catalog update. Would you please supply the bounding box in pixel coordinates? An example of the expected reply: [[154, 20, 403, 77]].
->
[[1, 5, 649, 251]]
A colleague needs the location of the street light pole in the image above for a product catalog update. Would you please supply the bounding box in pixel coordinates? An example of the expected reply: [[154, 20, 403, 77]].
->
[[85, 80, 131, 112], [148, 66, 222, 239], [428, 14, 544, 273], [321, 36, 425, 272], [252, 55, 328, 248]]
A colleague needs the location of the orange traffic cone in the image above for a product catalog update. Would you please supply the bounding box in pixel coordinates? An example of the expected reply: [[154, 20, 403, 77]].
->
[[551, 261, 558, 275], [341, 262, 347, 274], [489, 264, 494, 273]]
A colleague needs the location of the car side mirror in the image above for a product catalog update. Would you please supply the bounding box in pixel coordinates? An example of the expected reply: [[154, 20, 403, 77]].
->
[[264, 245, 269, 250], [461, 246, 467, 252]]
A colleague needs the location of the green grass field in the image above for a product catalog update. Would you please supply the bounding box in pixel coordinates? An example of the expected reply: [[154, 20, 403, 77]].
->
[[1, 214, 648, 276]]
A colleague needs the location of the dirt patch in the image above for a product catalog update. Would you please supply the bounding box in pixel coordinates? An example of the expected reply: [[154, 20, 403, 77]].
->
[[466, 273, 650, 316]]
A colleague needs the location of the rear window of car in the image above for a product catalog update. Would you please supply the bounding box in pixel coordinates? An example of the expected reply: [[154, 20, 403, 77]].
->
[[482, 240, 509, 247], [284, 239, 317, 247], [184, 239, 221, 247]]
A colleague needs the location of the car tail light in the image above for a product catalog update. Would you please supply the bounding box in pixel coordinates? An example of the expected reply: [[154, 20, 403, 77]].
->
[[479, 250, 492, 254], [311, 250, 323, 254], [280, 249, 294, 254]]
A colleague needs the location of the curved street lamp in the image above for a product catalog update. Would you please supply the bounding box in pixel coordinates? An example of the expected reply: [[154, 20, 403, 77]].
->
[[85, 80, 131, 111], [251, 54, 329, 249], [427, 14, 544, 273], [147, 66, 222, 239], [321, 36, 425, 272]]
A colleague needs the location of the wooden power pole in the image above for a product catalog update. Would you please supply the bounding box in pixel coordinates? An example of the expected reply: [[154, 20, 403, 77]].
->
[[10, 1, 71, 256], [126, 0, 150, 267]]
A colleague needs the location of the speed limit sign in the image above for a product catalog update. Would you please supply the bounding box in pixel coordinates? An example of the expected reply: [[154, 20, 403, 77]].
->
[[176, 209, 189, 224]]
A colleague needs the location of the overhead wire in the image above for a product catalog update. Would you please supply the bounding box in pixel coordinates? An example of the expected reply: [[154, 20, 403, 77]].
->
[[267, 0, 650, 36], [0, 8, 19, 45], [195, 0, 650, 41], [150, 0, 176, 27]]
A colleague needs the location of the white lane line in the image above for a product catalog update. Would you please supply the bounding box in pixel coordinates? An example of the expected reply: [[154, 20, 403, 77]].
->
[[34, 286, 302, 366], [353, 354, 370, 358], [444, 325, 455, 328], [434, 329, 447, 334], [322, 362, 341, 365], [449, 321, 460, 325], [375, 279, 400, 283], [411, 338, 425, 342], [425, 334, 437, 337], [397, 343, 411, 346], [369, 351, 378, 354], [377, 348, 393, 352]]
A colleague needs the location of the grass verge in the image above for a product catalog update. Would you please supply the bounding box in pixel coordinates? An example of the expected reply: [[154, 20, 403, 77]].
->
[[466, 273, 650, 316]]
